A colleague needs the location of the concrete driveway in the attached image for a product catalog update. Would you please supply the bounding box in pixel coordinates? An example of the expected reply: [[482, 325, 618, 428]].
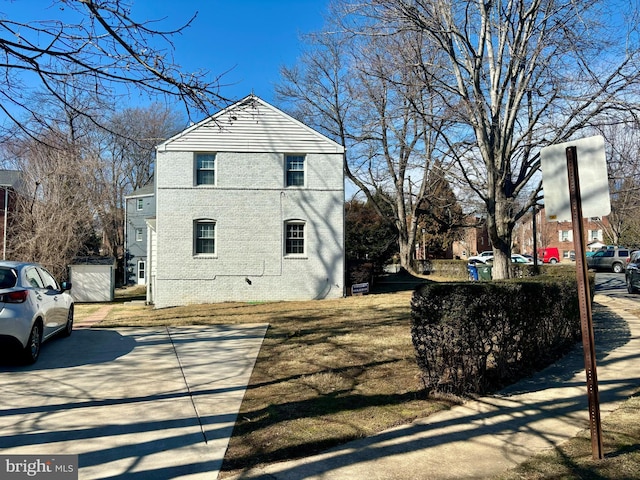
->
[[0, 324, 268, 479]]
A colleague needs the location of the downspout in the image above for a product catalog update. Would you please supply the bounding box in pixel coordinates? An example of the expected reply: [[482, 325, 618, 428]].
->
[[3, 186, 7, 260], [123, 198, 127, 285], [342, 149, 347, 297]]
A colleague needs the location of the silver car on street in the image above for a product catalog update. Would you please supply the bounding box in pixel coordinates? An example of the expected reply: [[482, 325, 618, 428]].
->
[[0, 261, 74, 364]]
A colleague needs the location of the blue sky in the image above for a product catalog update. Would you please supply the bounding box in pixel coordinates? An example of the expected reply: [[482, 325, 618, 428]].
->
[[1, 0, 331, 113], [131, 0, 331, 104]]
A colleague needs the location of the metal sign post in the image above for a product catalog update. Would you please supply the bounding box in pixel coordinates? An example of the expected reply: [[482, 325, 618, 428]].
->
[[566, 146, 604, 460]]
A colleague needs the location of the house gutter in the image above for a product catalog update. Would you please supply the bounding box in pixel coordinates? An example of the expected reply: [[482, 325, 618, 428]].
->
[[1, 184, 9, 260]]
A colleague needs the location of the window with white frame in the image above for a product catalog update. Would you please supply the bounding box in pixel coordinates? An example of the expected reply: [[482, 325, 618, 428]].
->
[[285, 221, 305, 255], [196, 153, 216, 185], [194, 220, 215, 255], [136, 198, 144, 210], [286, 155, 305, 187], [135, 228, 143, 242], [560, 230, 572, 242], [589, 229, 602, 241]]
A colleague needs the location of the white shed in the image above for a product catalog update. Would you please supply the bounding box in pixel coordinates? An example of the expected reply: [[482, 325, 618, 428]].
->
[[68, 257, 116, 302]]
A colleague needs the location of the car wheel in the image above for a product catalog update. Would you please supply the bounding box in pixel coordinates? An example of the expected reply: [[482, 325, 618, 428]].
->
[[23, 322, 42, 364], [550, 258, 558, 264], [62, 306, 74, 337], [613, 263, 624, 274], [627, 277, 638, 294]]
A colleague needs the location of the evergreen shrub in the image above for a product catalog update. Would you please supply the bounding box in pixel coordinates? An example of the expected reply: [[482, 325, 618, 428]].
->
[[346, 260, 374, 288], [411, 275, 586, 395], [424, 259, 544, 280]]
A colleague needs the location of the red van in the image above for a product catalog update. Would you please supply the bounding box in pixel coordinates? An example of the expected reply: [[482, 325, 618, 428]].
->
[[538, 247, 560, 264]]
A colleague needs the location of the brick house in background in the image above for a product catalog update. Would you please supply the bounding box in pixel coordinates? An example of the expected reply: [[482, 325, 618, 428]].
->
[[514, 206, 609, 260], [0, 170, 22, 260], [148, 95, 345, 308], [451, 216, 491, 259], [453, 207, 608, 261]]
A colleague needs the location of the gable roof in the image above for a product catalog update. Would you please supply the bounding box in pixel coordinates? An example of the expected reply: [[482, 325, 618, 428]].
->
[[126, 181, 154, 198], [156, 95, 344, 154], [0, 170, 23, 189]]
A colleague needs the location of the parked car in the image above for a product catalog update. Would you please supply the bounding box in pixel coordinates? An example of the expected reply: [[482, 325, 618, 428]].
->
[[626, 250, 640, 294], [467, 251, 494, 264], [537, 247, 560, 264], [587, 246, 631, 273], [0, 261, 73, 364], [511, 254, 534, 264], [485, 254, 534, 265]]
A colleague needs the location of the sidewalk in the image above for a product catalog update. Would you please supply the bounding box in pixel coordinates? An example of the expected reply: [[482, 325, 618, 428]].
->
[[231, 294, 640, 479], [74, 304, 115, 329]]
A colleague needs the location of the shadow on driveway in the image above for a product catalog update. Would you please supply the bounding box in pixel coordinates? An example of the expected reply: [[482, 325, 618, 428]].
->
[[0, 329, 137, 370], [0, 324, 267, 480]]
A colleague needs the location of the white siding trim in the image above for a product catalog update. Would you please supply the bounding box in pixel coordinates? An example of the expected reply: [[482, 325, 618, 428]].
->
[[157, 95, 344, 154]]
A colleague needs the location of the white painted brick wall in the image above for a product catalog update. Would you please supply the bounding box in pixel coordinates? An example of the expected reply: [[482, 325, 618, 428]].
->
[[153, 150, 344, 307]]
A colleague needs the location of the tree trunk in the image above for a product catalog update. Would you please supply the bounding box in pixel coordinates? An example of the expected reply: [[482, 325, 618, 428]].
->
[[487, 196, 513, 280], [398, 239, 413, 273]]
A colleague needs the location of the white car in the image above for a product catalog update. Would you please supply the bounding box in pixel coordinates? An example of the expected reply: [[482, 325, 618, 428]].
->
[[467, 251, 494, 264], [0, 261, 74, 364], [484, 254, 534, 265]]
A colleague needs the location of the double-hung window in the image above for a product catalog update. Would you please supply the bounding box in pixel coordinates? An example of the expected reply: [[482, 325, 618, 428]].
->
[[196, 153, 216, 185], [286, 155, 305, 187], [589, 229, 602, 241], [135, 228, 143, 242], [195, 220, 215, 255], [136, 198, 144, 211], [285, 222, 305, 255]]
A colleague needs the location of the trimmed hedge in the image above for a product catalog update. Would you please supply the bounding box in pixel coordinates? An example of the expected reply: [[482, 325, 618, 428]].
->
[[411, 276, 586, 395], [419, 259, 555, 280]]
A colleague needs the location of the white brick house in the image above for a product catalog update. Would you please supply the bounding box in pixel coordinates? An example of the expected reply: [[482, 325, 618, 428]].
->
[[149, 95, 345, 308]]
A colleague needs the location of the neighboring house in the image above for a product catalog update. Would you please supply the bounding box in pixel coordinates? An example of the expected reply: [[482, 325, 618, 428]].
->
[[452, 216, 491, 259], [124, 182, 155, 285], [0, 170, 23, 260], [149, 94, 345, 308], [514, 207, 610, 259]]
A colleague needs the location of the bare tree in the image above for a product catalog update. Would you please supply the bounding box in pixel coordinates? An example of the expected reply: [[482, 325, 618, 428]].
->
[[337, 0, 640, 278], [278, 21, 457, 271], [593, 122, 640, 245], [106, 105, 184, 190], [0, 0, 230, 140], [92, 104, 184, 259], [2, 92, 181, 276], [3, 131, 97, 280]]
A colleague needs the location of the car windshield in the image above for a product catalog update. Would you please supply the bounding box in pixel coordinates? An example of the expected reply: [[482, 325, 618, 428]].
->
[[0, 267, 18, 289]]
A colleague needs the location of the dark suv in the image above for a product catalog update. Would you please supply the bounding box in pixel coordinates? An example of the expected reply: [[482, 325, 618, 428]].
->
[[626, 250, 640, 293], [587, 246, 631, 273]]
